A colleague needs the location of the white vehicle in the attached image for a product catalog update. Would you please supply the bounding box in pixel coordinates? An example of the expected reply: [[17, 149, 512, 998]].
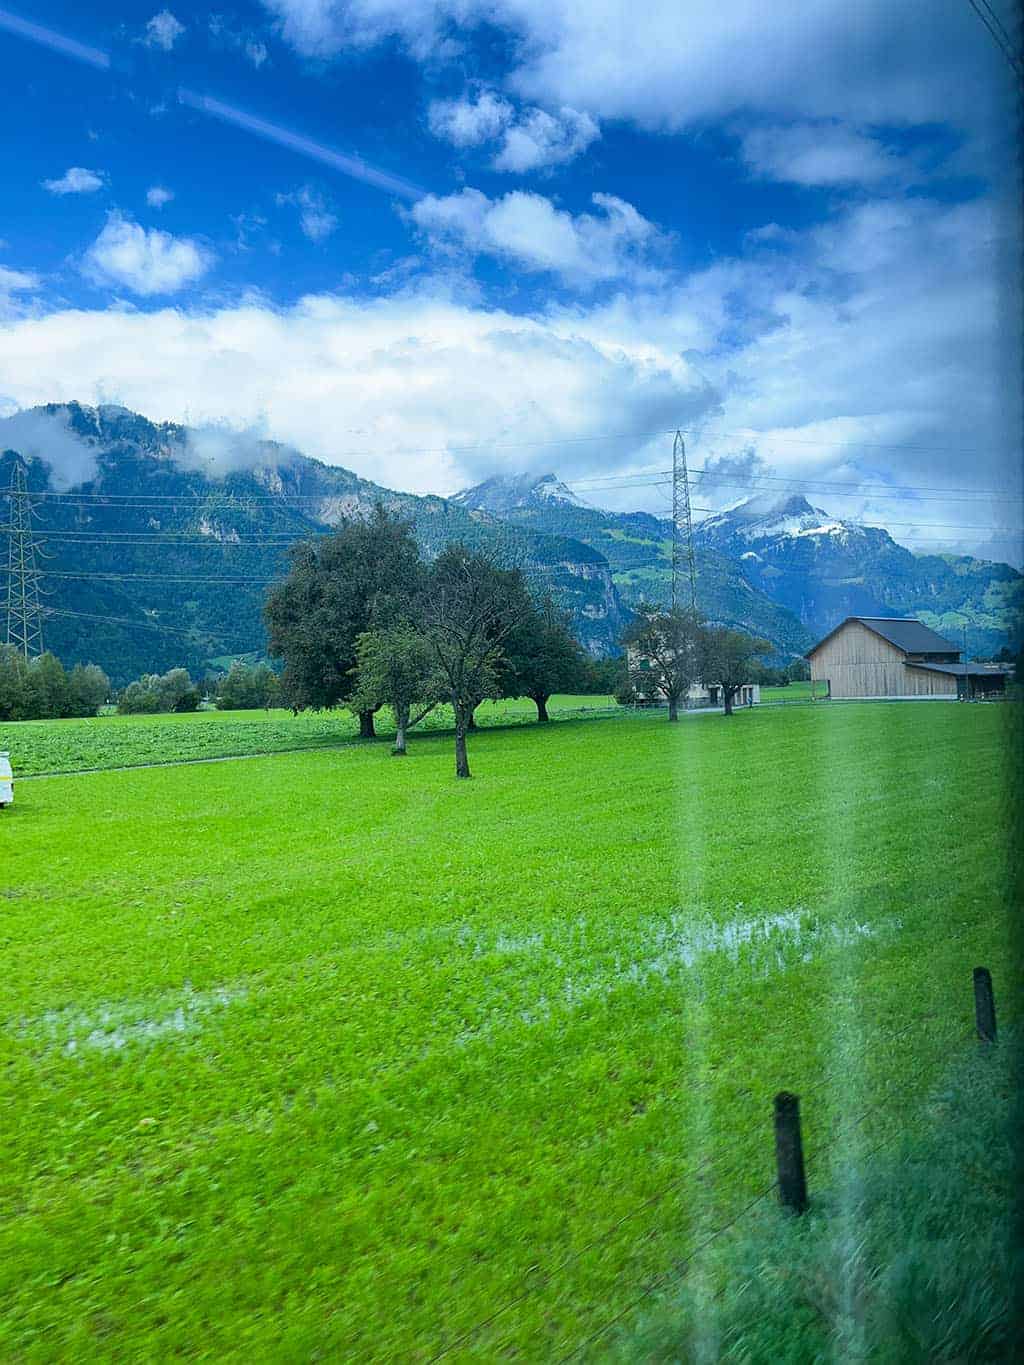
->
[[0, 751, 13, 809]]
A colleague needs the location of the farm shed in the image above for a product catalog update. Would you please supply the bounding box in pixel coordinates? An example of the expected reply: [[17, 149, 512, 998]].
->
[[806, 617, 1012, 700]]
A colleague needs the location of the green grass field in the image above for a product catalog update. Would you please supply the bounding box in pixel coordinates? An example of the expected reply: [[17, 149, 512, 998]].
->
[[0, 694, 617, 776], [1, 702, 1017, 1360], [760, 679, 815, 703]]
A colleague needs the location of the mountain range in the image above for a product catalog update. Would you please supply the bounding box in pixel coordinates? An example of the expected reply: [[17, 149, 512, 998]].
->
[[2, 404, 1019, 684]]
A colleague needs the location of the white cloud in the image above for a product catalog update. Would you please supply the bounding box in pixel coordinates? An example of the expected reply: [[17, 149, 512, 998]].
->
[[210, 14, 271, 67], [144, 10, 185, 51], [260, 1, 1011, 137], [738, 122, 910, 187], [43, 167, 106, 195], [146, 185, 174, 209], [0, 265, 41, 294], [0, 287, 714, 497], [493, 106, 599, 173], [1, 187, 1018, 558], [0, 407, 98, 488], [429, 90, 599, 172], [0, 263, 41, 319], [275, 186, 338, 241], [82, 213, 212, 295], [410, 189, 667, 285], [428, 90, 513, 148]]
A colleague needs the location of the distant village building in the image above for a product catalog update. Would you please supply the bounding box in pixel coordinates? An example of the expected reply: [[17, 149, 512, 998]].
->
[[627, 648, 760, 708], [806, 617, 1011, 700]]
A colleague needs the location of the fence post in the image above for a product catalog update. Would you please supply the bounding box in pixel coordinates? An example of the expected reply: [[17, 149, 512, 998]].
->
[[973, 967, 997, 1043], [774, 1091, 808, 1213]]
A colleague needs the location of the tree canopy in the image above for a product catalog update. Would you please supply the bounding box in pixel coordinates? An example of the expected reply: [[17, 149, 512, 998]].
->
[[264, 505, 424, 735], [622, 606, 704, 721]]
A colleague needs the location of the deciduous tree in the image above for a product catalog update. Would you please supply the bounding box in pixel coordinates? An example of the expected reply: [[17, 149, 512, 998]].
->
[[622, 605, 704, 721], [349, 624, 442, 755], [700, 627, 771, 715], [502, 595, 587, 722], [264, 505, 424, 737], [420, 544, 532, 778]]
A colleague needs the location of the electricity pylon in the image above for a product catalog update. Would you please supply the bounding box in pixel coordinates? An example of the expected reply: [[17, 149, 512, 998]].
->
[[671, 429, 698, 613], [3, 459, 48, 656]]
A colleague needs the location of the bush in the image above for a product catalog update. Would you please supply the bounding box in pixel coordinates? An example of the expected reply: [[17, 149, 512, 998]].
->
[[215, 662, 280, 710], [118, 668, 200, 715]]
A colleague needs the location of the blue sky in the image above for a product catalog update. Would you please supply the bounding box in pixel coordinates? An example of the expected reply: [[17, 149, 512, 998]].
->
[[0, 2, 1021, 562]]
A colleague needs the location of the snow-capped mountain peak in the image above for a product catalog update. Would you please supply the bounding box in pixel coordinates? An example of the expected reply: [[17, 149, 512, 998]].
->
[[696, 493, 866, 545], [452, 471, 589, 514]]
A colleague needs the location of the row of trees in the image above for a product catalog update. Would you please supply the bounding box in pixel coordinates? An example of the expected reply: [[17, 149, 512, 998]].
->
[[621, 606, 771, 719], [0, 646, 109, 722], [115, 662, 282, 714], [264, 507, 587, 778]]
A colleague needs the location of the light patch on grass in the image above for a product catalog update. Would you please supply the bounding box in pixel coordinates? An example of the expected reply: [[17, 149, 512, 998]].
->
[[15, 982, 247, 1056]]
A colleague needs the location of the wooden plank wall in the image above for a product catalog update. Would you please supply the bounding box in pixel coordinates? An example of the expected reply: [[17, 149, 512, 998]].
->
[[809, 620, 957, 698]]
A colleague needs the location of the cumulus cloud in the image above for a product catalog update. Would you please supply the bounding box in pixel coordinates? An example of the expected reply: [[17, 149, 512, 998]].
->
[[0, 407, 98, 488], [0, 185, 1018, 557], [259, 0, 1010, 136], [144, 10, 185, 51], [82, 213, 213, 295], [43, 167, 106, 195], [410, 189, 668, 286], [493, 106, 599, 173], [738, 122, 911, 187], [429, 90, 513, 147], [0, 288, 716, 496], [146, 185, 174, 208], [429, 89, 598, 172], [275, 186, 338, 241]]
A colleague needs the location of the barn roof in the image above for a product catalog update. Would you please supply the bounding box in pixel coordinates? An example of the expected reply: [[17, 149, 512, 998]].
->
[[806, 616, 959, 658], [905, 661, 1013, 677]]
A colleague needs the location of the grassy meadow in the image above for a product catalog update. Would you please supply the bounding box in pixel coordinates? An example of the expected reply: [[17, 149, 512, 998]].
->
[[0, 694, 617, 776], [1, 701, 1017, 1359]]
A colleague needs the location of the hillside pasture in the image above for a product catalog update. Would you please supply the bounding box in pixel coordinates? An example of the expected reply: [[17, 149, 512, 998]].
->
[[1, 703, 1016, 1359]]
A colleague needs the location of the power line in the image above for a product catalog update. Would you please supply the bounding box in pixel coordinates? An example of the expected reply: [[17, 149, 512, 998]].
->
[[22, 464, 1020, 502], [965, 0, 1024, 78], [10, 508, 1021, 539], [41, 570, 280, 583], [46, 607, 209, 638]]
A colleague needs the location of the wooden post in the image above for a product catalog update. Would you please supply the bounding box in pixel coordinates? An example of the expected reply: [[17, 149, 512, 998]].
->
[[973, 967, 997, 1043], [774, 1092, 808, 1213]]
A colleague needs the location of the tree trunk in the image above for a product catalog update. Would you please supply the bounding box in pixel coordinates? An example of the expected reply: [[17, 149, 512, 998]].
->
[[534, 694, 550, 723], [454, 703, 471, 779], [467, 708, 478, 731], [359, 709, 376, 739], [723, 686, 734, 716], [668, 695, 679, 722], [392, 704, 408, 756]]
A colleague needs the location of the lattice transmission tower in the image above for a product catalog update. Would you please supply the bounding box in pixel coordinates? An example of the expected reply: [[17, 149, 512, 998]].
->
[[671, 429, 698, 613], [3, 459, 49, 656]]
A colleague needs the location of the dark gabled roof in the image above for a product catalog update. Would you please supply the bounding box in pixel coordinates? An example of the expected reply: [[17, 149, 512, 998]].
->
[[904, 661, 1013, 677], [806, 616, 959, 658]]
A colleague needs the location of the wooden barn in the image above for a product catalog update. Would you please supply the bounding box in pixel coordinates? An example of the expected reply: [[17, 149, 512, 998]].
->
[[806, 617, 1012, 700]]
